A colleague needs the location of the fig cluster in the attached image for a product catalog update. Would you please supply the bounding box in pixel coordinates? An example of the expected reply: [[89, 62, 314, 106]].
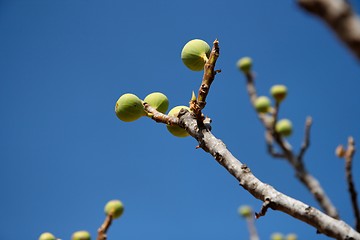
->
[[115, 91, 192, 138], [247, 80, 292, 137], [115, 92, 169, 122]]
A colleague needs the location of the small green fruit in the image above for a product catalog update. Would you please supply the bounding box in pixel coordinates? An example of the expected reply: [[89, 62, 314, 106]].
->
[[270, 85, 287, 102], [238, 205, 253, 218], [254, 96, 271, 113], [104, 199, 124, 219], [275, 119, 293, 137], [72, 231, 91, 240], [236, 57, 252, 73], [39, 232, 56, 240], [181, 39, 211, 71], [144, 92, 169, 114], [271, 233, 284, 240], [166, 106, 190, 137], [286, 233, 298, 240], [115, 93, 146, 122]]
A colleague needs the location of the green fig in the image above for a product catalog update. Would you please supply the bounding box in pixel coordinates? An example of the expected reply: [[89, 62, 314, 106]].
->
[[39, 232, 56, 240], [270, 85, 287, 102], [104, 199, 124, 219], [236, 57, 252, 73], [238, 205, 253, 218], [166, 106, 190, 137], [181, 39, 211, 71], [271, 233, 284, 240], [115, 93, 146, 122], [254, 96, 271, 113], [71, 231, 91, 240], [286, 234, 298, 240], [275, 119, 293, 137], [144, 92, 169, 114]]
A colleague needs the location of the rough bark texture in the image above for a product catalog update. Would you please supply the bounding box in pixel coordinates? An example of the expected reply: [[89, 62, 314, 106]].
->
[[177, 111, 360, 239], [298, 0, 360, 60]]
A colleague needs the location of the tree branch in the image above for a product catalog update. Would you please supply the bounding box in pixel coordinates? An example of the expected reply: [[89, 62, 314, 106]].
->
[[298, 0, 360, 60], [243, 69, 339, 219], [338, 137, 360, 232], [177, 111, 359, 239], [196, 39, 220, 112], [142, 39, 355, 238]]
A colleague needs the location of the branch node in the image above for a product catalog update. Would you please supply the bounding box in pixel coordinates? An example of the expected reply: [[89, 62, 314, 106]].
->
[[255, 199, 271, 219]]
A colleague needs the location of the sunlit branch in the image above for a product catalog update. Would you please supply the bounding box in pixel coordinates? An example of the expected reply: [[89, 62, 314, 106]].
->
[[196, 39, 220, 111], [298, 0, 360, 60], [243, 69, 339, 219], [97, 215, 113, 240], [340, 137, 360, 231], [176, 110, 359, 239]]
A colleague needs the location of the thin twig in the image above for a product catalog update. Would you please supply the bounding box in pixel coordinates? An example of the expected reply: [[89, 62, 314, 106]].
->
[[246, 216, 259, 240], [255, 199, 271, 219], [265, 131, 286, 158], [97, 215, 113, 240], [298, 116, 312, 162], [244, 72, 268, 126], [344, 137, 360, 232], [298, 0, 360, 60], [143, 103, 179, 125]]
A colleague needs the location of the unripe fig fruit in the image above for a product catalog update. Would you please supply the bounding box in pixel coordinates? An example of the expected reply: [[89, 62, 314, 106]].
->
[[181, 39, 211, 71], [271, 233, 284, 240], [144, 92, 169, 114], [71, 231, 91, 240], [238, 205, 253, 218], [166, 106, 190, 137], [115, 93, 146, 122], [270, 85, 287, 102], [236, 57, 252, 73], [275, 119, 293, 137], [254, 96, 271, 113], [286, 234, 298, 240], [39, 232, 56, 240], [104, 199, 124, 219]]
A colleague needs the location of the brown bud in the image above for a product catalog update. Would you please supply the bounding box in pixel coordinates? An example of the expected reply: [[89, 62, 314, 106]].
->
[[335, 145, 346, 158]]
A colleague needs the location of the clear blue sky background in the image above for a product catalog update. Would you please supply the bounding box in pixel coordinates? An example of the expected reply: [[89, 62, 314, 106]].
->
[[1, 1, 360, 239]]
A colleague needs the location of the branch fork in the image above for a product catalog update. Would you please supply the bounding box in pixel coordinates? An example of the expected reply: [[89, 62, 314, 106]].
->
[[143, 39, 359, 239]]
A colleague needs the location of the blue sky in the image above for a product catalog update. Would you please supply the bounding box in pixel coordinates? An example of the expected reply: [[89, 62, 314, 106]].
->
[[1, 1, 360, 239]]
